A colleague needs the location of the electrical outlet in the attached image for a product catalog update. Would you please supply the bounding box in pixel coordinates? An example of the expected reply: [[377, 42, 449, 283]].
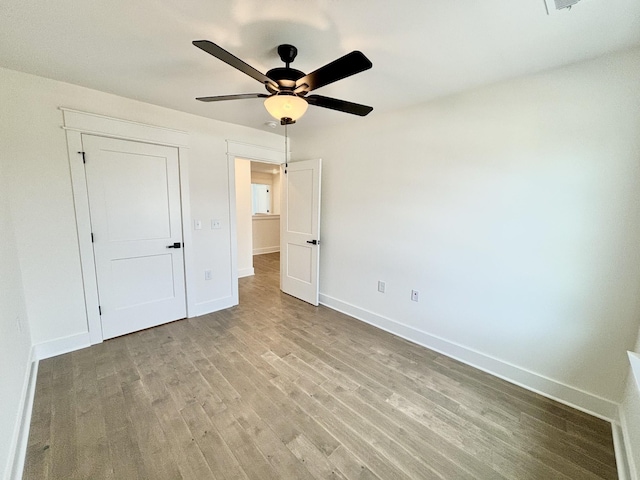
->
[[378, 281, 386, 293], [204, 269, 213, 280], [411, 290, 419, 302]]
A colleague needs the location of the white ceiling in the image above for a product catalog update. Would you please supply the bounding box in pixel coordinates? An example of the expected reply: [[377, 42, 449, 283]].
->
[[1, 0, 639, 135]]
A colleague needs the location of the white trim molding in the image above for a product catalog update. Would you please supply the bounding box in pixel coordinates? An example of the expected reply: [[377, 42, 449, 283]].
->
[[32, 332, 92, 360], [613, 421, 632, 480], [193, 296, 237, 318], [227, 140, 285, 163], [61, 108, 189, 148], [319, 293, 620, 423], [61, 108, 194, 345], [238, 267, 255, 278], [253, 246, 280, 255], [7, 352, 38, 480]]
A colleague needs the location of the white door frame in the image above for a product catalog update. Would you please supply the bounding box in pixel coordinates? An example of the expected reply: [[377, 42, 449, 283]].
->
[[226, 140, 285, 305], [62, 108, 193, 345]]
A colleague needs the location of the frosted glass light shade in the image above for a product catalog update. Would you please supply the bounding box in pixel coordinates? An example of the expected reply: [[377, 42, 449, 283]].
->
[[264, 94, 308, 122]]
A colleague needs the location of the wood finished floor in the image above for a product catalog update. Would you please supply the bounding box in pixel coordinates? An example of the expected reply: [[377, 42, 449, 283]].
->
[[24, 253, 618, 479]]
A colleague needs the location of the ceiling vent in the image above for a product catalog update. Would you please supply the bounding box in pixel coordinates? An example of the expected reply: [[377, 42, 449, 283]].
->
[[544, 0, 581, 14]]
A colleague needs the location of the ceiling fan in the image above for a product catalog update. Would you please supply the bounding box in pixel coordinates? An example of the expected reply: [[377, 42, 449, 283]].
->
[[193, 40, 373, 125]]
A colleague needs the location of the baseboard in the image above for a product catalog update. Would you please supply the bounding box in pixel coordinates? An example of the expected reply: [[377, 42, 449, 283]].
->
[[32, 332, 91, 361], [319, 293, 620, 423], [8, 349, 38, 480], [253, 246, 280, 255], [193, 296, 237, 317], [613, 416, 634, 480], [238, 267, 255, 278]]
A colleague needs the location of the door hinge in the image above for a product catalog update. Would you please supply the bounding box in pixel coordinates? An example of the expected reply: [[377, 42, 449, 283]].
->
[[98, 305, 102, 315], [78, 151, 86, 164], [91, 232, 94, 243]]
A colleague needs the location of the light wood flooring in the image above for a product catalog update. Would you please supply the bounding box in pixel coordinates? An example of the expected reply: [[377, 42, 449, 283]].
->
[[24, 253, 618, 479]]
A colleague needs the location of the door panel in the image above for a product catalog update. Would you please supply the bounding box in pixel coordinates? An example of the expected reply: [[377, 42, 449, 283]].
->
[[281, 159, 322, 306], [286, 244, 313, 283], [102, 152, 173, 241], [83, 135, 186, 339], [287, 169, 314, 234]]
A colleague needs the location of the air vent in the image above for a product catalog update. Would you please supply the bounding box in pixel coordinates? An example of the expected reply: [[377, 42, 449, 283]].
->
[[544, 0, 581, 15]]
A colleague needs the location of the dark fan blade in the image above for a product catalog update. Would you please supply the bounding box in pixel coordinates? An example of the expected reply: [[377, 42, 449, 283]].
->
[[306, 95, 373, 116], [193, 40, 279, 90], [296, 51, 372, 92], [196, 93, 269, 102]]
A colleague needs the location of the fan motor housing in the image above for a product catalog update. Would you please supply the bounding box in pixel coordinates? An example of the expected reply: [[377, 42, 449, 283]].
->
[[265, 67, 305, 94]]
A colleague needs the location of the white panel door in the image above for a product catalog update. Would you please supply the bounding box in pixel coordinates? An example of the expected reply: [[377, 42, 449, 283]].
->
[[83, 135, 186, 339], [281, 159, 322, 305]]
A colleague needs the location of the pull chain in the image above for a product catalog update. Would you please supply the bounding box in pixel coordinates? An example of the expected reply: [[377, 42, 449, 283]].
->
[[284, 123, 289, 174]]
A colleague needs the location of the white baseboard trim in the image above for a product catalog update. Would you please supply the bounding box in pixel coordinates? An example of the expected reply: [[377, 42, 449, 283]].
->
[[319, 293, 620, 423], [8, 349, 38, 480], [32, 332, 91, 361], [253, 246, 280, 255], [193, 296, 237, 317], [613, 417, 634, 480], [238, 267, 255, 278]]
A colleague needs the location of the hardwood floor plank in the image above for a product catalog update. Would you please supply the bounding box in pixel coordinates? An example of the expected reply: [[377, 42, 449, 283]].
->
[[72, 349, 113, 479], [286, 433, 349, 480], [120, 380, 184, 480], [327, 445, 382, 480], [48, 355, 77, 480], [180, 401, 249, 480], [98, 373, 147, 479]]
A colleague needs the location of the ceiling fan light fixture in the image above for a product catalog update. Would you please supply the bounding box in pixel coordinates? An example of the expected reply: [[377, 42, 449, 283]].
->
[[264, 93, 308, 124]]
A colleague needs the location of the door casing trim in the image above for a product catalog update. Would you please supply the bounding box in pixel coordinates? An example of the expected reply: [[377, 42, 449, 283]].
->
[[61, 107, 192, 344]]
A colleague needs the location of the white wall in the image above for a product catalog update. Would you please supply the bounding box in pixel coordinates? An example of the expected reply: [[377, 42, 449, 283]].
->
[[235, 158, 254, 277], [295, 47, 640, 413], [252, 215, 280, 255], [0, 155, 32, 479], [0, 66, 283, 347]]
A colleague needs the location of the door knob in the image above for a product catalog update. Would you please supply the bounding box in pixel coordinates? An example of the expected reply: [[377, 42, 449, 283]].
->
[[306, 240, 320, 245], [166, 242, 182, 249]]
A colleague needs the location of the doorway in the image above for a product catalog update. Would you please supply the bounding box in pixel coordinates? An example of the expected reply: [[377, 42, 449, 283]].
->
[[234, 158, 282, 278], [225, 141, 322, 307]]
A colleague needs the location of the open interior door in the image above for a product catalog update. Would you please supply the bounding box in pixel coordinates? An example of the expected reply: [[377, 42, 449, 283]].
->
[[280, 158, 322, 306]]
